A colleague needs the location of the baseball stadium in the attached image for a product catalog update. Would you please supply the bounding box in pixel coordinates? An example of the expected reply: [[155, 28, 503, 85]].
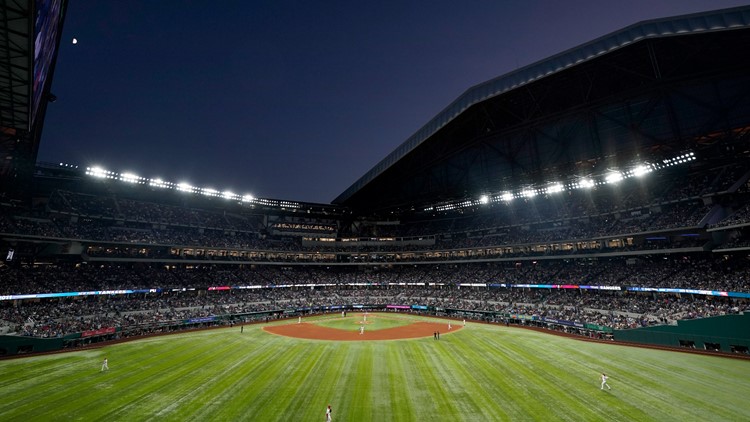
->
[[1, 2, 750, 421]]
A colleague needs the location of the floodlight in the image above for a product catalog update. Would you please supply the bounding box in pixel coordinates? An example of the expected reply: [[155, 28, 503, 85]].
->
[[501, 192, 514, 202], [479, 195, 489, 204], [88, 167, 107, 178], [605, 172, 623, 184], [177, 182, 194, 192], [222, 191, 235, 200], [633, 164, 651, 177], [121, 172, 139, 183], [521, 188, 537, 198], [547, 183, 564, 194], [150, 178, 168, 188], [242, 194, 255, 202], [579, 179, 595, 189]]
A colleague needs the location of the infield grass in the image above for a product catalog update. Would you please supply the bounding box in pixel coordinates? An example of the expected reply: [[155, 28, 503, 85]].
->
[[312, 312, 414, 331], [0, 313, 748, 421]]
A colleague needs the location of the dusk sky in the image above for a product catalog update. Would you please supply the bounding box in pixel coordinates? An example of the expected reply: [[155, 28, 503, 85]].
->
[[39, 1, 748, 204]]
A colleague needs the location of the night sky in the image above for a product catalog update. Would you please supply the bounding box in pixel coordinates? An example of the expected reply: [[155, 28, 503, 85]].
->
[[38, 0, 748, 204]]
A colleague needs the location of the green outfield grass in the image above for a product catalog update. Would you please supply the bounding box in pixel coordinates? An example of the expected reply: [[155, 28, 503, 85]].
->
[[0, 314, 748, 421], [312, 313, 414, 331]]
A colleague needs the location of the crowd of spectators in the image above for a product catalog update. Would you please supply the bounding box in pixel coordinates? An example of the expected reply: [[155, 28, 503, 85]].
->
[[1, 258, 748, 338], [1, 281, 746, 338], [2, 256, 749, 296], [711, 203, 750, 229]]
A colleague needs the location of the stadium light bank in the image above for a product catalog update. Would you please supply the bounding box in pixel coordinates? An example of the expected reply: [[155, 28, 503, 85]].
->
[[424, 151, 695, 212], [83, 166, 299, 208]]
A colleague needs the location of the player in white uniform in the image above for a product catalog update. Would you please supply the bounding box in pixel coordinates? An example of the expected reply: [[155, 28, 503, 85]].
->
[[326, 404, 332, 421], [601, 373, 611, 390], [101, 357, 109, 371]]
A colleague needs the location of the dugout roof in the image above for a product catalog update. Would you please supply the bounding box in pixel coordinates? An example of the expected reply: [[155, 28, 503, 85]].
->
[[334, 6, 750, 214]]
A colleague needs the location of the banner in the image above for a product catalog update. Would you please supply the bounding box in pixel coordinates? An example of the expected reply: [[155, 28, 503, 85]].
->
[[186, 317, 216, 323], [81, 327, 116, 338]]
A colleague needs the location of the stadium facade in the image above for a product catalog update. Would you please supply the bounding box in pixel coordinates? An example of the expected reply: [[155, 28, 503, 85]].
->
[[1, 4, 750, 355]]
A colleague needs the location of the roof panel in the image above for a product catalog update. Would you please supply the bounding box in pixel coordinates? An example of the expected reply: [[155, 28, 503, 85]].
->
[[334, 5, 750, 205]]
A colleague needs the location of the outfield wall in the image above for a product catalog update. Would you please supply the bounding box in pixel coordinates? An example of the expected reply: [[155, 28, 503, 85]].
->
[[0, 335, 64, 356], [613, 313, 750, 353], [4, 307, 748, 357]]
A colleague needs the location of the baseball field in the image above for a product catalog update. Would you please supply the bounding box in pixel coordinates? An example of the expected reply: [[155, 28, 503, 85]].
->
[[0, 313, 748, 421]]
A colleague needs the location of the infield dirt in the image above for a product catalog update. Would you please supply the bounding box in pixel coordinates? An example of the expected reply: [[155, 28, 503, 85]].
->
[[264, 318, 462, 341]]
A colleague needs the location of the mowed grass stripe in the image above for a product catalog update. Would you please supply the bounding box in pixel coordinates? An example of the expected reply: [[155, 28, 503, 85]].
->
[[401, 338, 457, 419], [446, 328, 534, 420], [381, 342, 417, 421], [0, 352, 91, 390], [384, 341, 434, 420], [549, 339, 667, 417], [0, 355, 84, 400], [251, 340, 338, 421], [1, 316, 749, 421], [465, 335, 579, 420], [459, 326, 658, 421], [234, 334, 331, 421], [496, 329, 677, 421], [501, 335, 614, 421], [318, 341, 357, 420], [0, 336, 208, 419], [7, 329, 259, 420], [276, 342, 340, 421], [195, 334, 321, 421], [528, 346, 634, 420], [425, 337, 507, 420], [493, 327, 750, 422], [601, 346, 749, 421], [607, 341, 748, 421], [154, 333, 290, 420], [458, 326, 569, 419], [676, 355, 750, 419], [460, 327, 548, 418], [84, 333, 249, 420], [642, 352, 750, 419], [176, 333, 275, 419], [316, 341, 375, 421], [172, 336, 317, 420], [350, 342, 375, 420]]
